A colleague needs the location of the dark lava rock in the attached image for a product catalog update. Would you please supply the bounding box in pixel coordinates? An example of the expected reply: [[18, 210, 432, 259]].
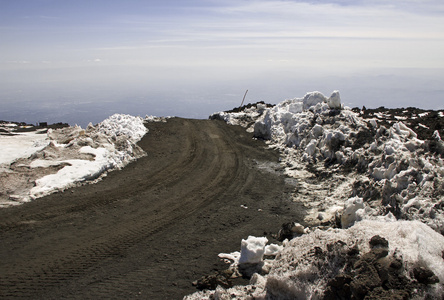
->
[[347, 244, 360, 257], [364, 287, 409, 300], [423, 139, 444, 157], [369, 235, 389, 249], [351, 257, 383, 298], [413, 266, 439, 285], [277, 222, 296, 242], [192, 269, 234, 290], [323, 274, 352, 300], [321, 236, 427, 300], [223, 101, 274, 114], [355, 106, 444, 142], [352, 127, 376, 150]]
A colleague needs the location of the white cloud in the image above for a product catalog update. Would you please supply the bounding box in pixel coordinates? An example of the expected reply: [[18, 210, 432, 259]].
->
[[79, 0, 443, 71], [1, 0, 443, 112], [4, 0, 443, 70], [205, 0, 444, 38]]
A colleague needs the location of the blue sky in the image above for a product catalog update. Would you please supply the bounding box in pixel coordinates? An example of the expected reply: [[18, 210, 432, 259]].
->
[[1, 0, 444, 125]]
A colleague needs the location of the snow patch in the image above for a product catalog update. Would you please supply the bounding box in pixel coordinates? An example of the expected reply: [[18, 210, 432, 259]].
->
[[0, 130, 49, 165], [0, 114, 149, 206]]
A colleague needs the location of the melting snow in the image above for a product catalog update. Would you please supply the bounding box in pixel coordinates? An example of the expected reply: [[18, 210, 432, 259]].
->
[[189, 90, 444, 299], [0, 130, 49, 165], [0, 114, 148, 207], [188, 220, 444, 299], [213, 90, 444, 232]]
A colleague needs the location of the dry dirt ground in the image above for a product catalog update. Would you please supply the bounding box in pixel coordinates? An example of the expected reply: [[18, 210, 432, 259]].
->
[[0, 118, 304, 299]]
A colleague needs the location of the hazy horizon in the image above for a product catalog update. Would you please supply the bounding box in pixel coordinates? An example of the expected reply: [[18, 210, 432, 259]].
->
[[1, 0, 444, 127]]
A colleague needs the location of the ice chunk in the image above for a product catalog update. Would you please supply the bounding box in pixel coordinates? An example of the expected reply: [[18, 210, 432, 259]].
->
[[305, 140, 317, 157], [264, 244, 283, 256], [391, 122, 418, 139], [292, 223, 306, 234], [311, 124, 323, 138], [288, 102, 303, 114], [327, 90, 341, 109], [302, 91, 327, 110], [218, 251, 240, 263], [341, 196, 365, 228], [368, 119, 377, 128], [239, 236, 269, 264]]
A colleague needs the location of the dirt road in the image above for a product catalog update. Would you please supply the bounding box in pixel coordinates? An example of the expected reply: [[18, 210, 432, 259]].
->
[[0, 118, 304, 299]]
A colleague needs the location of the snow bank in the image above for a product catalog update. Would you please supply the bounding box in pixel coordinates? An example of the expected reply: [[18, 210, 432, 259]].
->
[[212, 90, 444, 233], [0, 114, 148, 206], [263, 220, 444, 299], [97, 113, 147, 143], [210, 102, 271, 133], [30, 114, 147, 200], [186, 220, 444, 299], [29, 147, 114, 199], [248, 91, 367, 223], [188, 91, 444, 299]]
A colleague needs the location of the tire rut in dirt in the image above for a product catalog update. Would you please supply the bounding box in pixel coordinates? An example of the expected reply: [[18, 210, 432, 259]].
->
[[0, 120, 201, 229], [0, 118, 301, 299], [0, 119, 260, 298]]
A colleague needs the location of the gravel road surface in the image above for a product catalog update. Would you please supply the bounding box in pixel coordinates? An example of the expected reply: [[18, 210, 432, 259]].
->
[[0, 118, 304, 299]]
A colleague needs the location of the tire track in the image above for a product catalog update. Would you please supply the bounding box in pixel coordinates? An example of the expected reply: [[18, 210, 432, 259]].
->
[[0, 118, 300, 299], [48, 122, 248, 299], [0, 119, 245, 298], [0, 120, 201, 230]]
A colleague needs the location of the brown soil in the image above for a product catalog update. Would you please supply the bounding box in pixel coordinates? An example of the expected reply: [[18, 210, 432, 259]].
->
[[0, 118, 304, 299]]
